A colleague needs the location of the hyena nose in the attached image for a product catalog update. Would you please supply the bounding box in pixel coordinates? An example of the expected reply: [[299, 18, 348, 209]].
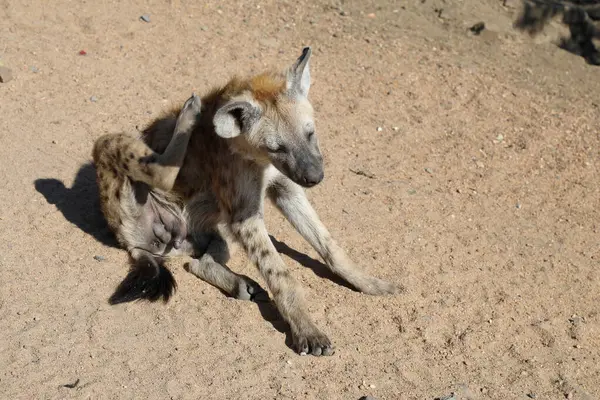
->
[[303, 169, 324, 187]]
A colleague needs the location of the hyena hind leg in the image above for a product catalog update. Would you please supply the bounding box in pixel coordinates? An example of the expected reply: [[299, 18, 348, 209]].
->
[[92, 93, 201, 192]]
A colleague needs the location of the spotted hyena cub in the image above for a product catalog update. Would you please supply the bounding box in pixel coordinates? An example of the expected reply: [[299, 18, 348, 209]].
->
[[93, 48, 397, 356]]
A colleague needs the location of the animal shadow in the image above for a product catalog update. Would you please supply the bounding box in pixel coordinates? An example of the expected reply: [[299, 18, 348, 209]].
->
[[34, 162, 117, 247], [558, 36, 600, 65], [270, 235, 355, 291]]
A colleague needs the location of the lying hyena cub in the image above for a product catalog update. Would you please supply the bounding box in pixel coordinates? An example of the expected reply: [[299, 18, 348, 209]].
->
[[93, 94, 202, 303], [94, 47, 397, 356]]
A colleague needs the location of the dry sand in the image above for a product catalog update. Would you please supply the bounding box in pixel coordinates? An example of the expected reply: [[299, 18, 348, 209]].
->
[[1, 0, 599, 399]]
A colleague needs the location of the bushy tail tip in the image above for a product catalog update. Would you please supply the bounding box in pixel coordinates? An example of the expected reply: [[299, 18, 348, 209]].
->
[[108, 253, 177, 305]]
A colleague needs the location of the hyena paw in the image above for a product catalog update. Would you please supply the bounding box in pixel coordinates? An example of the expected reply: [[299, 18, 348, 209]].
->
[[293, 330, 334, 356], [177, 93, 202, 131], [234, 275, 269, 302], [355, 275, 399, 296]]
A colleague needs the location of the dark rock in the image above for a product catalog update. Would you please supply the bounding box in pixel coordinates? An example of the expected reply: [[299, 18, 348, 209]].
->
[[470, 22, 485, 35]]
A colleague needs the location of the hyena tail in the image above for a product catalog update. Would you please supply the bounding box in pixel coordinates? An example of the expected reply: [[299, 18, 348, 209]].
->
[[108, 251, 177, 305]]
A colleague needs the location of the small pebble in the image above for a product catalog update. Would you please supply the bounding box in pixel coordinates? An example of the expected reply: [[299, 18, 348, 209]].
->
[[516, 203, 521, 209], [359, 396, 377, 400], [425, 167, 433, 174], [93, 255, 106, 262], [369, 384, 376, 389], [367, 13, 376, 18], [526, 394, 536, 399], [140, 14, 151, 22], [376, 126, 383, 132], [340, 10, 349, 16], [78, 50, 87, 56], [52, 140, 57, 144], [0, 66, 13, 83], [393, 126, 399, 131], [569, 314, 583, 324], [470, 22, 486, 35], [286, 360, 292, 365], [90, 96, 98, 103], [30, 66, 39, 73]]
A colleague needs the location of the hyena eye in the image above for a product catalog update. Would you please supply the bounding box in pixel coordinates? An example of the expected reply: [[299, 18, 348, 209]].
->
[[306, 130, 315, 140], [152, 240, 161, 248], [267, 144, 288, 154]]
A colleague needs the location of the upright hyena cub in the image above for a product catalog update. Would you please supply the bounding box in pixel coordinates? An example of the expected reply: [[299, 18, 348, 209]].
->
[[95, 48, 397, 356]]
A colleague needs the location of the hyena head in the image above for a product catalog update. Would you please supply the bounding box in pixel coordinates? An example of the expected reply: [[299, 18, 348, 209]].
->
[[213, 47, 324, 188]]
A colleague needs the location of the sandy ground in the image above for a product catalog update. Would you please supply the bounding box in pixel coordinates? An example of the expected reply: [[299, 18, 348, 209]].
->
[[1, 0, 599, 399]]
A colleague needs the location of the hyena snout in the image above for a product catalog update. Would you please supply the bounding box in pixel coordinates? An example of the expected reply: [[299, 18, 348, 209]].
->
[[297, 154, 324, 187]]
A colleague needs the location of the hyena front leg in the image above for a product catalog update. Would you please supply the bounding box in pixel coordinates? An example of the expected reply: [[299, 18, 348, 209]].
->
[[92, 93, 201, 192], [186, 233, 268, 301], [231, 215, 334, 356], [267, 174, 398, 295]]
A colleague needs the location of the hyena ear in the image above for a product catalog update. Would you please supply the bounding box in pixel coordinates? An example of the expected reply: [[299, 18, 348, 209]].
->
[[213, 100, 261, 139], [286, 46, 311, 98]]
